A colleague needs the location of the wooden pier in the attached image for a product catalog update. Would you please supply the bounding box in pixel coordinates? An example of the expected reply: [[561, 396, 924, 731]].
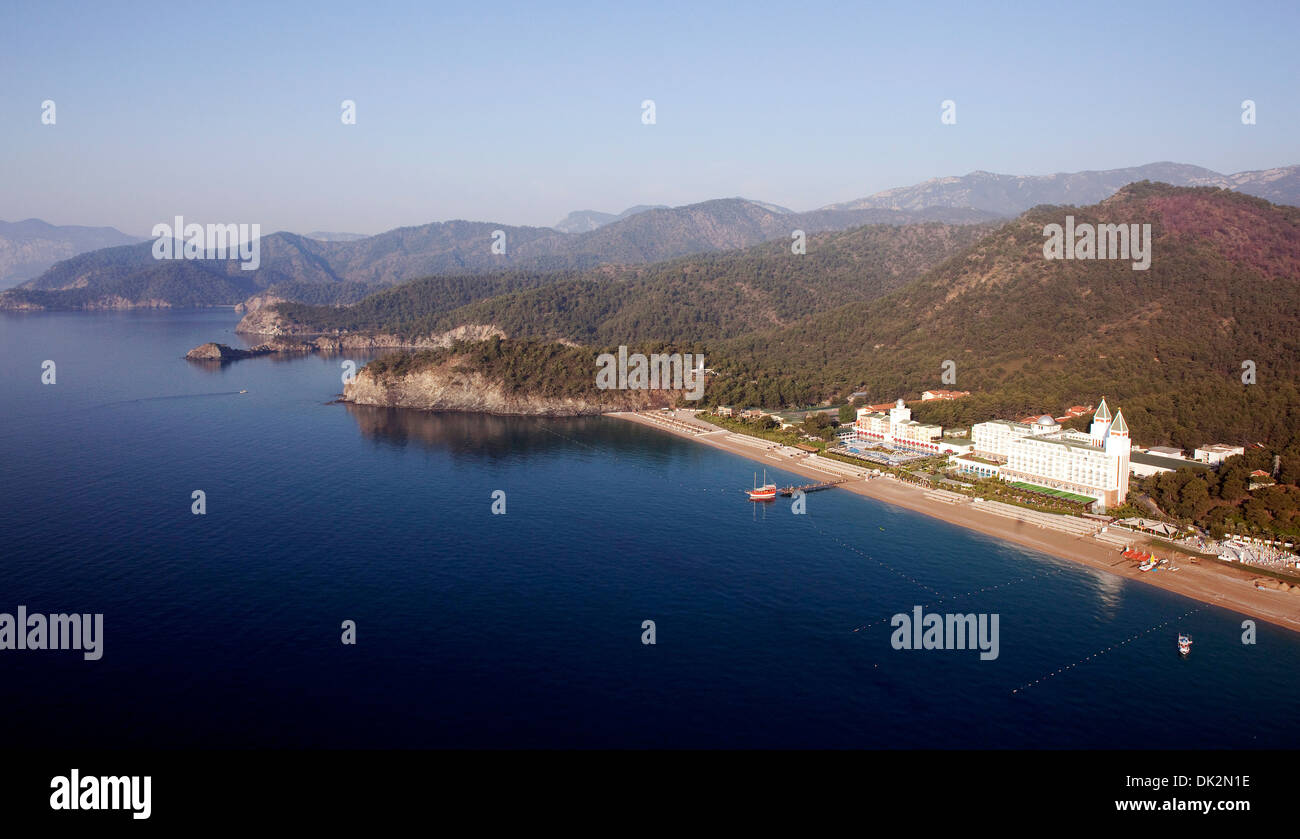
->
[[777, 479, 847, 497]]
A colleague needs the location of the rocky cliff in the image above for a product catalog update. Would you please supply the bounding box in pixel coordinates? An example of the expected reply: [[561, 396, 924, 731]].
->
[[233, 292, 287, 314], [235, 303, 505, 350], [234, 304, 310, 336], [341, 354, 675, 416]]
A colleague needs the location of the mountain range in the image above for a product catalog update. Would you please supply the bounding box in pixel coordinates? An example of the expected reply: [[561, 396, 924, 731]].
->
[[715, 183, 1300, 450], [0, 202, 997, 311], [552, 205, 668, 233], [0, 219, 142, 289], [242, 182, 1300, 451], [825, 162, 1300, 215], [246, 220, 996, 341], [4, 161, 1297, 311]]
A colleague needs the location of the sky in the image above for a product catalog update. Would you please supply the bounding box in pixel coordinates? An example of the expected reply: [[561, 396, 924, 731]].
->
[[2, 0, 1298, 236]]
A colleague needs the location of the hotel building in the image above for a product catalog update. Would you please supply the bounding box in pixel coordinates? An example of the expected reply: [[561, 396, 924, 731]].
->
[[854, 398, 944, 453], [1193, 444, 1246, 466], [959, 398, 1132, 510]]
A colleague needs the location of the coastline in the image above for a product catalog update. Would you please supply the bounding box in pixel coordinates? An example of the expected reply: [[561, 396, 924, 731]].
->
[[611, 410, 1300, 635]]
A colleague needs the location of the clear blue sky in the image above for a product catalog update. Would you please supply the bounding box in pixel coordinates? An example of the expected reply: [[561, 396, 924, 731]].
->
[[2, 0, 1297, 236]]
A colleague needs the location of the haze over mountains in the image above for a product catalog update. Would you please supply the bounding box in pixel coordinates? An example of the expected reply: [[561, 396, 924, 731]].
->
[[302, 231, 368, 242], [257, 183, 1300, 450], [825, 162, 1300, 215], [552, 205, 668, 233], [561, 163, 1300, 233], [0, 200, 997, 310], [251, 220, 996, 342], [0, 219, 142, 289], [3, 161, 1297, 310]]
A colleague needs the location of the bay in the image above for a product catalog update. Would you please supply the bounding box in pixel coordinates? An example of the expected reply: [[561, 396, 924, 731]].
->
[[1, 309, 1296, 748]]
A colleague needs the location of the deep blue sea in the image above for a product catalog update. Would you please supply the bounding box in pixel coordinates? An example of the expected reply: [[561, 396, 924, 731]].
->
[[2, 309, 1298, 748]]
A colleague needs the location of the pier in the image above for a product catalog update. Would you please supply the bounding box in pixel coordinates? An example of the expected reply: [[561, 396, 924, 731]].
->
[[777, 479, 847, 497]]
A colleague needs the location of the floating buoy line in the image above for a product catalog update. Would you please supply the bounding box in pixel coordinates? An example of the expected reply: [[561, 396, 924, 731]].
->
[[1011, 605, 1204, 694], [849, 566, 1072, 633], [804, 516, 945, 598]]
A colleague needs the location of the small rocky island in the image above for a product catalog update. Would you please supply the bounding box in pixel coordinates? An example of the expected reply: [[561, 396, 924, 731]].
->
[[185, 342, 272, 361], [184, 340, 314, 361]]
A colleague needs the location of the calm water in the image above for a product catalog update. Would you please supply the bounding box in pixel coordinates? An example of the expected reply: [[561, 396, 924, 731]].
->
[[1, 309, 1297, 748]]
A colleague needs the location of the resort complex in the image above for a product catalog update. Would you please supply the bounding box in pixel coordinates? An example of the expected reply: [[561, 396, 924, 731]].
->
[[697, 394, 1297, 581], [853, 399, 945, 453], [837, 397, 1140, 512]]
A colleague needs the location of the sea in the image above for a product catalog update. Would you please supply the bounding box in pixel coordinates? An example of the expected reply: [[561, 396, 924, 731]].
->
[[2, 308, 1298, 748]]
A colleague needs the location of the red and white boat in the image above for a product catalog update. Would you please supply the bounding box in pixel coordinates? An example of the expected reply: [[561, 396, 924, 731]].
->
[[748, 470, 777, 501]]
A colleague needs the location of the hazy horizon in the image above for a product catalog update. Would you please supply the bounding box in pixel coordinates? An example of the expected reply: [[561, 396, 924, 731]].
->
[[4, 0, 1298, 236], [9, 157, 1300, 240]]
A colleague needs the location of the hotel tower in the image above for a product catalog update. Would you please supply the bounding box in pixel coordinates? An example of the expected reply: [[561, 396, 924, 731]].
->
[[967, 398, 1132, 510]]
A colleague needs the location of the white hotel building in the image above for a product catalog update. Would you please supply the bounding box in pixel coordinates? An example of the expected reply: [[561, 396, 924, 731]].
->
[[959, 399, 1132, 510], [854, 399, 944, 454]]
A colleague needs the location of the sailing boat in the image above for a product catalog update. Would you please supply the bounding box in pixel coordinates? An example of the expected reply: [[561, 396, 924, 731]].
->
[[748, 469, 777, 501]]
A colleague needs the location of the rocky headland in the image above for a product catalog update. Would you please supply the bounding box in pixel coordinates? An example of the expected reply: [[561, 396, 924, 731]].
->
[[340, 348, 674, 416]]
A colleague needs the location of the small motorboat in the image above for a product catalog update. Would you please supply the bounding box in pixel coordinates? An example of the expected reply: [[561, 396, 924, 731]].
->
[[1178, 634, 1192, 656]]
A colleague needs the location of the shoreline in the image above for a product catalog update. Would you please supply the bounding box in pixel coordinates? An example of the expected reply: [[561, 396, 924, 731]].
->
[[610, 410, 1300, 635]]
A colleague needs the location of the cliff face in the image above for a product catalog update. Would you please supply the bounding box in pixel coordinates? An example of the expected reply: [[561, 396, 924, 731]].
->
[[342, 357, 675, 416], [188, 323, 511, 366], [233, 292, 286, 314], [235, 305, 306, 335], [236, 304, 505, 350], [309, 324, 507, 351]]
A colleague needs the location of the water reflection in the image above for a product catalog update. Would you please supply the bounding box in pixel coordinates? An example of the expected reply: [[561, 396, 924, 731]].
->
[[1078, 564, 1126, 620], [341, 403, 707, 478], [184, 359, 231, 374], [184, 348, 357, 373], [343, 403, 628, 460]]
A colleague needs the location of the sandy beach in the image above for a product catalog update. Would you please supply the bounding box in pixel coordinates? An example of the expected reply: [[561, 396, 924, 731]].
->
[[611, 410, 1300, 634]]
